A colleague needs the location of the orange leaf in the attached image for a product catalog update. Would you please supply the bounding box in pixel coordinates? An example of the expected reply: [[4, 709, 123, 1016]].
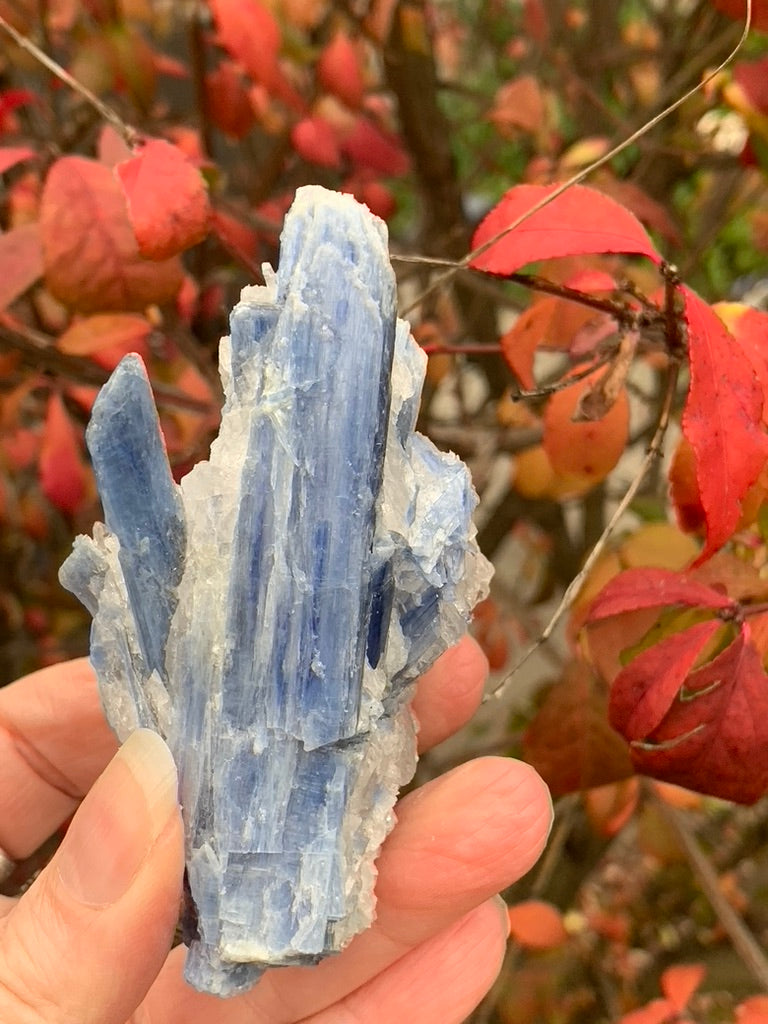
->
[[660, 964, 705, 1011], [0, 223, 43, 310], [736, 995, 768, 1023], [116, 139, 211, 259], [488, 74, 546, 136], [583, 778, 639, 837], [57, 313, 152, 370], [507, 900, 568, 950], [542, 367, 629, 485], [39, 156, 183, 312], [499, 302, 552, 388], [39, 392, 85, 515], [618, 1000, 675, 1024]]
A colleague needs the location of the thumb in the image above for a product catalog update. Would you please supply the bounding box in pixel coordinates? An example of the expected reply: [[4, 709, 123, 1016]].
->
[[0, 729, 184, 1024]]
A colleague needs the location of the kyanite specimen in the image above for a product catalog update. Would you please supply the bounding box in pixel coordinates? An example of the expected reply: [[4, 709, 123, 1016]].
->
[[60, 185, 491, 997]]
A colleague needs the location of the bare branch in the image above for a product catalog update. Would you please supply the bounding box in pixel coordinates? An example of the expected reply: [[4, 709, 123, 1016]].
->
[[0, 14, 141, 148], [655, 794, 768, 993]]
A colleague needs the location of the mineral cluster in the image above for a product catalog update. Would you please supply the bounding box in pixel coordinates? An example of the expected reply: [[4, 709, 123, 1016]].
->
[[60, 186, 491, 996]]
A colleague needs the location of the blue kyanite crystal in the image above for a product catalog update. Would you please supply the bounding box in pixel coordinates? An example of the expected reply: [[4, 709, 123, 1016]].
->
[[60, 186, 491, 997]]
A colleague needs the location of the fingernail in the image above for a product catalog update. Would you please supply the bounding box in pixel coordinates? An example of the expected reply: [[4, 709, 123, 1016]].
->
[[57, 729, 178, 906], [492, 894, 511, 938]]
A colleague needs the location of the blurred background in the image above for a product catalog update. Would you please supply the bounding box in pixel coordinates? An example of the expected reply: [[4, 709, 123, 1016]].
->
[[2, 1, 768, 1020]]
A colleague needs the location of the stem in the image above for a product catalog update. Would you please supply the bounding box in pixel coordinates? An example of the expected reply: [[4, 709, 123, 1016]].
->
[[420, 343, 502, 356], [656, 795, 768, 993], [392, 257, 639, 326], [485, 359, 680, 702], [0, 321, 213, 415], [0, 15, 140, 147], [512, 354, 612, 401], [189, 2, 214, 158]]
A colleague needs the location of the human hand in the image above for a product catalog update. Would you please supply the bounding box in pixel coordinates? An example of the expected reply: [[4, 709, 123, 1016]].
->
[[0, 637, 552, 1024]]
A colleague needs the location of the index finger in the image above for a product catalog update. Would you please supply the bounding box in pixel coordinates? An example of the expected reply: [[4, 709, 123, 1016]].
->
[[0, 635, 488, 861], [0, 658, 117, 860]]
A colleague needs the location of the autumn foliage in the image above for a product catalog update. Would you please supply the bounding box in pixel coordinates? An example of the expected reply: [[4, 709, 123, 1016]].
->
[[3, 0, 768, 1020]]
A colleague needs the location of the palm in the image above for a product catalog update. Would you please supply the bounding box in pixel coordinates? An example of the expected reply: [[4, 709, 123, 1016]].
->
[[0, 639, 551, 1024]]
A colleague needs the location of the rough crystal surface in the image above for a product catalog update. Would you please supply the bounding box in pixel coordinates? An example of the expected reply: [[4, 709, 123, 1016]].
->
[[60, 186, 491, 997]]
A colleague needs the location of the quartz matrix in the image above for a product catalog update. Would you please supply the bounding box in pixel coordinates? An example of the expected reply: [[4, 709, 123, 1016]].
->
[[60, 186, 491, 997]]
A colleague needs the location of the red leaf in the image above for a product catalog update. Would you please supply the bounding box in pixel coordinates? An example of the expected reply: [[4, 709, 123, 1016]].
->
[[469, 184, 661, 275], [0, 146, 35, 174], [39, 392, 85, 515], [681, 288, 768, 562], [39, 156, 183, 312], [715, 303, 768, 423], [632, 626, 768, 803], [523, 0, 549, 44], [733, 57, 768, 115], [291, 117, 342, 169], [206, 61, 256, 139], [711, 0, 768, 32], [340, 117, 410, 176], [116, 139, 211, 260], [0, 89, 37, 129], [57, 313, 152, 370], [318, 31, 365, 109], [343, 177, 396, 221], [609, 620, 721, 739], [210, 209, 258, 263], [522, 662, 634, 795], [208, 0, 281, 89], [593, 176, 682, 247], [0, 223, 43, 310], [587, 568, 733, 621], [660, 964, 705, 1011]]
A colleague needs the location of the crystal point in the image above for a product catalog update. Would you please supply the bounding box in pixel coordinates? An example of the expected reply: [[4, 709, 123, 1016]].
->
[[60, 185, 491, 997]]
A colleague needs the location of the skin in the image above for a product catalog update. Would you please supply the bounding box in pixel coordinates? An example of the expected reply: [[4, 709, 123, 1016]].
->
[[0, 636, 552, 1024]]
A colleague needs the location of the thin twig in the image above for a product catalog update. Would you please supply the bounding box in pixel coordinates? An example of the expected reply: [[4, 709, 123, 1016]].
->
[[188, 1, 214, 158], [484, 360, 680, 702], [530, 795, 579, 898], [655, 795, 768, 993], [392, 258, 640, 326], [0, 14, 140, 147], [421, 343, 503, 356], [399, 0, 753, 316], [0, 323, 214, 415], [512, 354, 613, 401]]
